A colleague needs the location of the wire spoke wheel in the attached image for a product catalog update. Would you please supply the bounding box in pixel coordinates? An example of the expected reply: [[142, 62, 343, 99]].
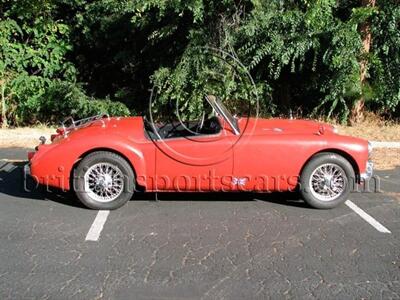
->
[[84, 162, 124, 203], [309, 163, 346, 202]]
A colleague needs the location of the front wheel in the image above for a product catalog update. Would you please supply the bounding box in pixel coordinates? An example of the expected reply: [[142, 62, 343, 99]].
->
[[300, 153, 355, 209], [73, 151, 135, 210]]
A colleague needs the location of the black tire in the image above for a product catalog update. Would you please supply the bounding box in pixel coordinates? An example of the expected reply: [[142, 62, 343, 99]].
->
[[73, 151, 135, 210], [300, 152, 355, 209]]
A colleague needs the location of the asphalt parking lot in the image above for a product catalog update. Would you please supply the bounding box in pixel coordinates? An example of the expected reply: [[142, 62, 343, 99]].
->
[[0, 147, 399, 299]]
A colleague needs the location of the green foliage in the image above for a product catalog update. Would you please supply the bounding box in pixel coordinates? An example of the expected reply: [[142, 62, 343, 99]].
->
[[0, 0, 129, 126], [369, 0, 400, 115], [151, 46, 262, 121], [0, 0, 399, 126], [130, 0, 273, 119], [124, 0, 399, 122], [38, 81, 131, 124]]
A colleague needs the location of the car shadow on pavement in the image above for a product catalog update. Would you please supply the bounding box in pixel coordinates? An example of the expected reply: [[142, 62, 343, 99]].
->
[[0, 161, 309, 209], [0, 161, 86, 209], [135, 191, 309, 208]]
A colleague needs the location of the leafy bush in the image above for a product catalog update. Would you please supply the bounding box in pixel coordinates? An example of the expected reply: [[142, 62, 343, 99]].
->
[[0, 2, 131, 127], [1, 0, 400, 126], [37, 81, 131, 124], [369, 1, 400, 115], [124, 0, 400, 123], [151, 47, 265, 121]]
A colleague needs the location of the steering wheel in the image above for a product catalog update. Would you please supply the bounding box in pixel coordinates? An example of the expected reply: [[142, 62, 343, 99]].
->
[[174, 101, 206, 135]]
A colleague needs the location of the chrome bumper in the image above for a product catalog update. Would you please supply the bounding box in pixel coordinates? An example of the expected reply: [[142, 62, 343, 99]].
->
[[360, 160, 373, 180]]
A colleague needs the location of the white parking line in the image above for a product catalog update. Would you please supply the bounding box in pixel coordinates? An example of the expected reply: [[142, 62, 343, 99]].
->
[[85, 210, 110, 241], [345, 200, 391, 233]]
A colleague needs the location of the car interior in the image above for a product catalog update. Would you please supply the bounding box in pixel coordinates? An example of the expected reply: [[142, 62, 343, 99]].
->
[[144, 115, 221, 140]]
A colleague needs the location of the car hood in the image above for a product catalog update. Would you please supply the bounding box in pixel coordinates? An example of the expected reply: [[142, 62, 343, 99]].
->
[[238, 118, 336, 136]]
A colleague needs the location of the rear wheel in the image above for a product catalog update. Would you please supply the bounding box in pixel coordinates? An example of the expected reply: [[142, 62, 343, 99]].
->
[[300, 153, 355, 209], [73, 151, 135, 210]]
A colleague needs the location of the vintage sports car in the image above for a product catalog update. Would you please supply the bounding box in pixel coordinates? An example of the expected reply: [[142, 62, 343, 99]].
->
[[26, 96, 373, 210]]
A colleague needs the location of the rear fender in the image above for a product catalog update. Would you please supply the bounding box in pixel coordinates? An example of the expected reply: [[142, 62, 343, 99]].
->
[[30, 135, 148, 191]]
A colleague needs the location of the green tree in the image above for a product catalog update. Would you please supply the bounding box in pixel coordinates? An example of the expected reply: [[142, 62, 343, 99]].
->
[[368, 0, 400, 117], [0, 0, 129, 126], [1, 0, 399, 126]]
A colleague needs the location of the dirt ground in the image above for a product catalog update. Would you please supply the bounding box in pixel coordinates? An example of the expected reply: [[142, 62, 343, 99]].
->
[[336, 117, 400, 170], [0, 127, 55, 148], [337, 123, 400, 142], [1, 123, 399, 170]]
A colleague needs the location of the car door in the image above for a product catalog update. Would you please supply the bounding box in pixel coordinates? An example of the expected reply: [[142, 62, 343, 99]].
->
[[154, 121, 234, 191], [231, 118, 300, 192], [231, 132, 272, 192]]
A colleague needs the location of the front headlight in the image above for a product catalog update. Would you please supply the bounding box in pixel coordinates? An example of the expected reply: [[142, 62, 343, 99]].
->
[[368, 141, 373, 158]]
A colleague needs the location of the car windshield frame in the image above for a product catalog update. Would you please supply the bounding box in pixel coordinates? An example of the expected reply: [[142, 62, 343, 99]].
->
[[205, 95, 240, 135]]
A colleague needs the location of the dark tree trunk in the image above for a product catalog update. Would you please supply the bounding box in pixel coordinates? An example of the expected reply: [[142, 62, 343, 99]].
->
[[1, 81, 8, 129], [350, 0, 376, 125]]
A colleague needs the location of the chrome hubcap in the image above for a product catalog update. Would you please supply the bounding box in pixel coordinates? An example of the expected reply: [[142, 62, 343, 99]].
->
[[309, 163, 346, 201], [84, 163, 124, 202]]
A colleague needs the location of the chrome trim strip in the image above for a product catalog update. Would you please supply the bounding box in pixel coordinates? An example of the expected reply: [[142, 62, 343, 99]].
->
[[205, 95, 240, 135], [61, 114, 110, 136], [24, 163, 31, 177]]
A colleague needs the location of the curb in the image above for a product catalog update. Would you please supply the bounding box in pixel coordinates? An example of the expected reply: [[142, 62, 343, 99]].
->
[[371, 141, 400, 149]]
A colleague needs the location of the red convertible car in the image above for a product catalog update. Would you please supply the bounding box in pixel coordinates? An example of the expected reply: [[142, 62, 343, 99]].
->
[[26, 96, 373, 210]]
